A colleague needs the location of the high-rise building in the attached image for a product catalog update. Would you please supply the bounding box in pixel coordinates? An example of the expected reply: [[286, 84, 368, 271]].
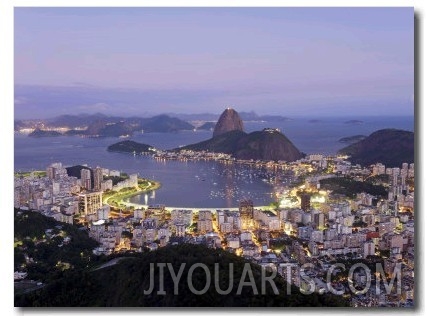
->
[[50, 162, 63, 169], [93, 167, 103, 191], [300, 193, 311, 211], [81, 169, 92, 190], [197, 210, 213, 233], [97, 205, 110, 220], [52, 181, 60, 195], [171, 209, 193, 226], [363, 241, 376, 258], [129, 174, 138, 187], [147, 205, 166, 222], [46, 166, 56, 180], [101, 179, 113, 191], [239, 199, 254, 230], [312, 211, 325, 230], [78, 191, 103, 216], [198, 210, 212, 221], [175, 223, 186, 237]]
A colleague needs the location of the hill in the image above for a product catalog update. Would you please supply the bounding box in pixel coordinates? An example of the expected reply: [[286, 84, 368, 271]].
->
[[98, 121, 133, 137], [338, 129, 414, 167], [141, 114, 194, 133], [180, 128, 303, 162], [14, 209, 99, 288], [28, 129, 62, 137], [15, 244, 349, 307], [46, 113, 114, 128], [238, 111, 291, 122], [319, 177, 387, 199], [21, 114, 194, 137], [62, 115, 194, 137], [107, 140, 156, 154]]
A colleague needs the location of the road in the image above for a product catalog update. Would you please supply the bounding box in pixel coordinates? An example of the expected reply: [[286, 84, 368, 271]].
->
[[92, 257, 133, 271]]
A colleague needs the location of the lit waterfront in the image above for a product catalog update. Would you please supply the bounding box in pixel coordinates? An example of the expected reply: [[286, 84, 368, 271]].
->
[[117, 201, 270, 213], [15, 117, 414, 207]]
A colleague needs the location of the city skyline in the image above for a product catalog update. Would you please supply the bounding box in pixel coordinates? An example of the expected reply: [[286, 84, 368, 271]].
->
[[14, 7, 414, 119]]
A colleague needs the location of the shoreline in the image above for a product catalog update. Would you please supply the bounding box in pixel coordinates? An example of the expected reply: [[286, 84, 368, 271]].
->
[[111, 202, 272, 213], [103, 179, 161, 208]]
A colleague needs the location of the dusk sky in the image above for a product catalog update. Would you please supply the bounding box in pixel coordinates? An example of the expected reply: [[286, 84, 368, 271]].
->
[[14, 7, 414, 119]]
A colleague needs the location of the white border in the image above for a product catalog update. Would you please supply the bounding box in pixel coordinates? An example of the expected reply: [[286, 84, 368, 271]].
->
[[1, 1, 423, 315], [6, 0, 420, 7]]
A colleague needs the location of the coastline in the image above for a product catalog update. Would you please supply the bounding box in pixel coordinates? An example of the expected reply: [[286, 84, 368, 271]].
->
[[103, 179, 161, 209], [105, 181, 274, 212], [14, 170, 47, 178]]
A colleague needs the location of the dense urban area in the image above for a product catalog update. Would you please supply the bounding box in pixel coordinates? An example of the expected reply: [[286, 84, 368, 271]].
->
[[14, 151, 415, 307]]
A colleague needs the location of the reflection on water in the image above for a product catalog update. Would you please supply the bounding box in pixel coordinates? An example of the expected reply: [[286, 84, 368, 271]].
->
[[14, 134, 280, 208], [127, 161, 292, 208], [14, 116, 413, 208]]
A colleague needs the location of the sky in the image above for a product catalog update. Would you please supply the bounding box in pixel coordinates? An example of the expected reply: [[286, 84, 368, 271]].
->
[[14, 7, 414, 119]]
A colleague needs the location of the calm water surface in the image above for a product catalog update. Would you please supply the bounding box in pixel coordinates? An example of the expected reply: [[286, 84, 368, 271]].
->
[[14, 116, 413, 208]]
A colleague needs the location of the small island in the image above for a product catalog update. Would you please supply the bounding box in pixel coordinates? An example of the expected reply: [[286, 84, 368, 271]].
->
[[344, 119, 364, 125], [107, 140, 156, 154]]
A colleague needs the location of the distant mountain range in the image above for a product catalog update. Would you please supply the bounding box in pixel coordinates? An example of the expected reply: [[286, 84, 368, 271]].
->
[[16, 113, 195, 137], [15, 111, 291, 138], [172, 111, 291, 122], [338, 129, 414, 167], [102, 108, 303, 162]]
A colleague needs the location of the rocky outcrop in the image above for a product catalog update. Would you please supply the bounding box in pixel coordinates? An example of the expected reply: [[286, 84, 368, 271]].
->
[[178, 108, 303, 162], [213, 108, 244, 137]]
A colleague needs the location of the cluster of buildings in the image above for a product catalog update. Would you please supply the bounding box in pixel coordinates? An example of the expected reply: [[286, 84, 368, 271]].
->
[[15, 162, 80, 224], [14, 156, 415, 307], [154, 149, 314, 171], [274, 158, 415, 307], [14, 162, 138, 224], [154, 149, 233, 162]]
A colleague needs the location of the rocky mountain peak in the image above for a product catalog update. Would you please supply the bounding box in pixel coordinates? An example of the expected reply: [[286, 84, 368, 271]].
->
[[213, 108, 244, 137]]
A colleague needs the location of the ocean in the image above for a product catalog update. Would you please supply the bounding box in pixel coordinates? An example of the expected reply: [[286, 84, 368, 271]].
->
[[14, 116, 413, 208]]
